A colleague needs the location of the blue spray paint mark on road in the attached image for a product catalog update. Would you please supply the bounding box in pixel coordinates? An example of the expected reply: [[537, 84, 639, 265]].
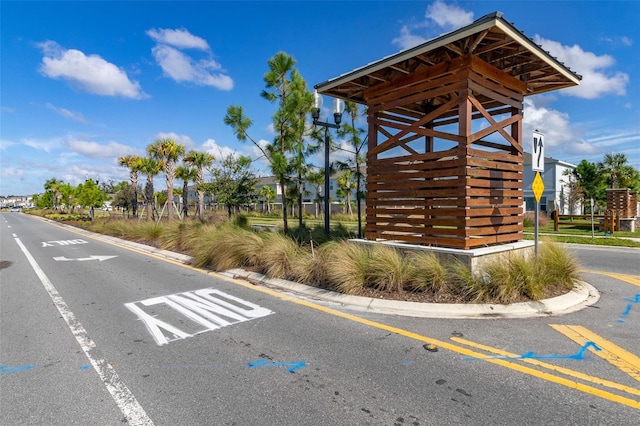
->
[[617, 294, 639, 323], [463, 342, 601, 361], [247, 358, 306, 373], [0, 365, 36, 375], [623, 294, 640, 304], [617, 304, 633, 323]]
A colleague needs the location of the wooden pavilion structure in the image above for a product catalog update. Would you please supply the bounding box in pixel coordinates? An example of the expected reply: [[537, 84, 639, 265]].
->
[[316, 12, 581, 249]]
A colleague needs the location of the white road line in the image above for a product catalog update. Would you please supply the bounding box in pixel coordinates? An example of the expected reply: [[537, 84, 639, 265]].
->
[[14, 236, 154, 426]]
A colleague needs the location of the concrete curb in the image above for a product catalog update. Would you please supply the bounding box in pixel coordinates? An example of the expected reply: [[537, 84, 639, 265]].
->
[[221, 269, 600, 319], [42, 217, 601, 319]]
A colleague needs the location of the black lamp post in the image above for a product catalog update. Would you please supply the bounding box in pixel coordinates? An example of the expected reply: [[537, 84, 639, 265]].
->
[[311, 89, 345, 237]]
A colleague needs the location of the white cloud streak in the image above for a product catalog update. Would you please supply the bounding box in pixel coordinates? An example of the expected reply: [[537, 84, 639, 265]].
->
[[146, 28, 209, 50], [147, 28, 233, 90], [64, 138, 138, 159], [46, 103, 87, 123], [37, 41, 147, 99]]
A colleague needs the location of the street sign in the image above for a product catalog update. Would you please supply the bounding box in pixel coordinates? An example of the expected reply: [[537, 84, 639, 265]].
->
[[532, 131, 545, 172], [532, 171, 544, 202]]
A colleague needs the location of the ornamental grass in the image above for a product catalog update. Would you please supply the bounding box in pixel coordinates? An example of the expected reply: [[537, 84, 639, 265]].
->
[[69, 216, 582, 303]]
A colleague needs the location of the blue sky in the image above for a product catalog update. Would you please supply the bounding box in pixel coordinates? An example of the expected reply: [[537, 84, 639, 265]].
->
[[1, 0, 639, 196]]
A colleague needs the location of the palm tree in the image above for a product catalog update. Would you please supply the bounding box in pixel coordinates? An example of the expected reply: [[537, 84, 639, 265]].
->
[[598, 153, 629, 189], [337, 170, 356, 215], [175, 165, 198, 218], [139, 157, 161, 221], [44, 178, 63, 210], [184, 150, 215, 220], [148, 138, 185, 220], [118, 155, 142, 217], [337, 101, 367, 237], [258, 185, 276, 214], [305, 169, 325, 217]]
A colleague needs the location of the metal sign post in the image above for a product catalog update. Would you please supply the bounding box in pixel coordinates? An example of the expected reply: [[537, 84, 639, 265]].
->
[[532, 172, 544, 257], [531, 131, 545, 258], [590, 198, 595, 239]]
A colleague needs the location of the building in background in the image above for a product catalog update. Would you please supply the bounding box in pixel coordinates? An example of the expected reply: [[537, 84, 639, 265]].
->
[[523, 153, 579, 215]]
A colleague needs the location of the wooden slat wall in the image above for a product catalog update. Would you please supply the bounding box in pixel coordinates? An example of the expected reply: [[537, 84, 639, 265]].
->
[[365, 148, 523, 249], [364, 55, 524, 249], [606, 189, 638, 218]]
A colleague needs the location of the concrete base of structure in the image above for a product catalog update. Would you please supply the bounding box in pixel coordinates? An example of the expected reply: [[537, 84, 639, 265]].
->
[[349, 239, 535, 274], [619, 218, 637, 232]]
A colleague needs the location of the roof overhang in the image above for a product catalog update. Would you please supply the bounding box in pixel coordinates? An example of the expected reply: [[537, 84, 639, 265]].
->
[[316, 12, 581, 106]]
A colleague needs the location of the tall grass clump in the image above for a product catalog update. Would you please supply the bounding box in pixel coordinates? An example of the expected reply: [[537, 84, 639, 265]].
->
[[481, 255, 537, 303], [259, 232, 310, 280], [445, 259, 489, 302], [99, 219, 138, 238], [159, 221, 206, 253], [130, 221, 164, 242], [405, 251, 448, 294], [320, 241, 371, 294], [191, 223, 264, 270], [536, 240, 581, 292], [456, 241, 581, 303], [367, 245, 413, 292]]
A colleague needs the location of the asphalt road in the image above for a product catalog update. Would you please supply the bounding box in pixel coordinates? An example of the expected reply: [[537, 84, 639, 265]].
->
[[1, 212, 639, 425]]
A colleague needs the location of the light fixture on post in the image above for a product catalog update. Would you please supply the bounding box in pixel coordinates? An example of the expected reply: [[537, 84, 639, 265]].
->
[[311, 89, 345, 237]]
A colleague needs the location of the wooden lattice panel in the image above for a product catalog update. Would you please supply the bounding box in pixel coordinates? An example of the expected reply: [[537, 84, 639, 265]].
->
[[365, 55, 524, 249]]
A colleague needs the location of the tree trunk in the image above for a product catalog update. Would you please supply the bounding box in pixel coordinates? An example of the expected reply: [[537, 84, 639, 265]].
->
[[280, 177, 288, 235], [197, 190, 205, 221], [298, 172, 303, 229]]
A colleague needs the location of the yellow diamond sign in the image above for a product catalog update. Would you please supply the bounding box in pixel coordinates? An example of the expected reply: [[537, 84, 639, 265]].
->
[[532, 172, 544, 202]]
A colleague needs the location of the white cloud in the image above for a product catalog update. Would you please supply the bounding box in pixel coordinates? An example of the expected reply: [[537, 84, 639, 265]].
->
[[22, 136, 62, 153], [392, 26, 428, 51], [393, 0, 474, 50], [148, 28, 233, 90], [154, 132, 196, 149], [523, 98, 597, 158], [202, 138, 236, 160], [0, 138, 16, 150], [37, 41, 147, 99], [46, 103, 87, 123], [146, 28, 209, 50], [425, 0, 474, 31], [0, 167, 24, 178], [65, 138, 137, 159], [523, 99, 574, 148], [534, 36, 629, 99]]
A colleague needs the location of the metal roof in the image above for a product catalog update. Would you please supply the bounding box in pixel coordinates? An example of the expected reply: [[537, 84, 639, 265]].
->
[[315, 12, 581, 108]]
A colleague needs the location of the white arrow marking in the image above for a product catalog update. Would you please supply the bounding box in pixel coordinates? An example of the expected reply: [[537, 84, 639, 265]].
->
[[53, 255, 118, 262]]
